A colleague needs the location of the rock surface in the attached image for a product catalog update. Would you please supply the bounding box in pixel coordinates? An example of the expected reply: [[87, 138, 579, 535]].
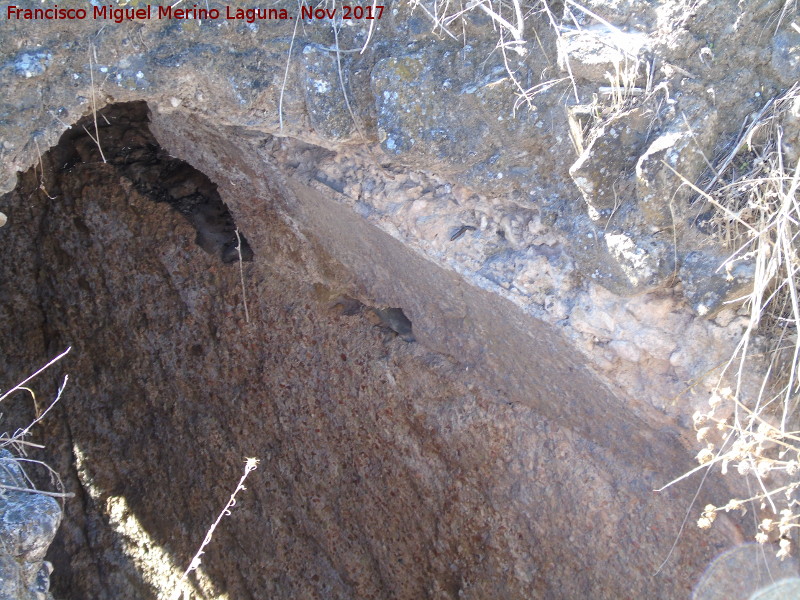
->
[[0, 1, 798, 599], [0, 450, 61, 600], [0, 94, 767, 600]]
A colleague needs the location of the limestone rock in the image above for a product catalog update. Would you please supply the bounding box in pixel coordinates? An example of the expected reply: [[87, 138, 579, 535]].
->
[[771, 30, 800, 88], [604, 230, 675, 289], [372, 49, 491, 170], [301, 45, 357, 142], [635, 112, 718, 229]]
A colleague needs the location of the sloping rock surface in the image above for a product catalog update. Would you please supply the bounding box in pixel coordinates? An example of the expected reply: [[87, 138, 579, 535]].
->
[[0, 100, 753, 600]]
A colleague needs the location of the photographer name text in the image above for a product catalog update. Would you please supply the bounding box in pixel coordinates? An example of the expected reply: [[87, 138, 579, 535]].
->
[[6, 4, 385, 23]]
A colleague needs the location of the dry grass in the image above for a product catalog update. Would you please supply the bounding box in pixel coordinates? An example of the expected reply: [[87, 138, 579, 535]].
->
[[234, 228, 250, 323], [406, 0, 544, 105], [173, 457, 259, 600], [85, 44, 107, 164], [660, 84, 800, 561], [0, 348, 74, 502], [699, 84, 800, 426]]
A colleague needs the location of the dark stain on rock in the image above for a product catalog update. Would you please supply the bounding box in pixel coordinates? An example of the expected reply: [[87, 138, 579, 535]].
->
[[48, 101, 253, 264], [449, 224, 476, 241], [328, 295, 364, 317]]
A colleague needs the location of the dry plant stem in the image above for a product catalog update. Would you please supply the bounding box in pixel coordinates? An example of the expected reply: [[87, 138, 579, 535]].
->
[[681, 112, 717, 174], [776, 0, 796, 33], [467, 0, 525, 45], [0, 347, 71, 404], [539, 1, 579, 103], [34, 139, 55, 200], [87, 45, 107, 163], [654, 460, 715, 575], [1, 439, 45, 450], [0, 483, 74, 499], [359, 0, 379, 53], [498, 28, 534, 112], [8, 375, 69, 445], [659, 85, 800, 560], [513, 77, 571, 113], [279, 3, 302, 132], [654, 434, 733, 492], [412, 1, 458, 40], [564, 0, 624, 40], [2, 375, 72, 506], [1, 348, 72, 504], [701, 99, 775, 195], [329, 9, 395, 179], [175, 458, 260, 599], [660, 160, 760, 242], [332, 8, 364, 140], [234, 229, 249, 323], [778, 157, 800, 426], [7, 455, 69, 507]]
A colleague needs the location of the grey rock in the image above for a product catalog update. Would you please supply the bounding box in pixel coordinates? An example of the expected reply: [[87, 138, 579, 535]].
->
[[301, 45, 356, 142], [569, 108, 651, 213], [634, 113, 717, 229], [680, 250, 755, 317], [6, 49, 52, 79], [558, 25, 648, 83], [372, 49, 492, 170], [559, 211, 674, 296], [0, 450, 61, 600], [635, 129, 686, 227], [604, 229, 676, 290], [771, 30, 800, 88]]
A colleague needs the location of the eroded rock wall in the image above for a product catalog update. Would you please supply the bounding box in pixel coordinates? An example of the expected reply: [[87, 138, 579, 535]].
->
[[1, 103, 742, 599], [1, 1, 798, 598], [1, 0, 792, 422]]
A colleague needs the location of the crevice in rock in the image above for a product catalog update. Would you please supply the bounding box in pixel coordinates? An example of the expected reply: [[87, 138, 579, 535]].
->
[[45, 101, 253, 265], [313, 286, 416, 343], [368, 307, 416, 342]]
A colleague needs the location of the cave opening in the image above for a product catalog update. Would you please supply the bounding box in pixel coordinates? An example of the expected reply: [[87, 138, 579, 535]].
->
[[42, 101, 254, 265]]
